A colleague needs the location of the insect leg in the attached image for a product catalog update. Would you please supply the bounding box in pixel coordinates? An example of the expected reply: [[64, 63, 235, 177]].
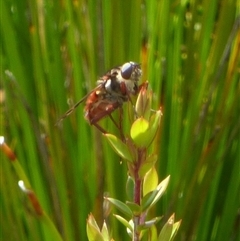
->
[[108, 114, 120, 129], [93, 123, 108, 134]]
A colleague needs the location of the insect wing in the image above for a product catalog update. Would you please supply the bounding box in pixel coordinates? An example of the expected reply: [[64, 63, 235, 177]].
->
[[85, 96, 121, 124], [56, 84, 103, 125]]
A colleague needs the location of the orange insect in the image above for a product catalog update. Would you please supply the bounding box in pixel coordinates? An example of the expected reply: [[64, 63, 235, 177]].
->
[[57, 61, 142, 133]]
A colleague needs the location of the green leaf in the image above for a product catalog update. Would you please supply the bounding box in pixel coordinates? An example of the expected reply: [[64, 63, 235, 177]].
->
[[104, 134, 134, 162], [150, 176, 170, 207], [141, 189, 159, 212], [141, 176, 170, 211], [87, 213, 100, 231], [138, 154, 158, 178], [86, 214, 104, 241], [126, 176, 134, 201], [158, 214, 174, 241], [135, 81, 152, 120], [126, 201, 141, 215], [148, 225, 158, 241], [143, 167, 159, 196], [170, 220, 182, 241], [138, 216, 162, 230], [105, 197, 133, 218], [101, 221, 110, 241], [130, 111, 162, 148], [114, 215, 133, 232], [130, 117, 149, 148], [144, 110, 162, 146]]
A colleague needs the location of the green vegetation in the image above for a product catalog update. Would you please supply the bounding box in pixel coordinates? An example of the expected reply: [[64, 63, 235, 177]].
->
[[1, 0, 239, 240]]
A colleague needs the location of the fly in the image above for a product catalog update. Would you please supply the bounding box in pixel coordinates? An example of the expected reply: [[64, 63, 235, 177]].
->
[[56, 61, 142, 133]]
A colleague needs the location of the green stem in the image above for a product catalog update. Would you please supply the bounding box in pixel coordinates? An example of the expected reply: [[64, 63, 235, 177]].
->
[[132, 148, 147, 241]]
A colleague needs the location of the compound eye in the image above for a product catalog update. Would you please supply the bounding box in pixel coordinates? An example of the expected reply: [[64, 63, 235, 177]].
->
[[121, 62, 133, 79]]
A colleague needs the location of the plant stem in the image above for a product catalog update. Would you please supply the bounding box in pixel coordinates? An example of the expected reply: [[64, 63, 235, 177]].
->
[[133, 172, 141, 241], [132, 148, 146, 241], [134, 177, 142, 205]]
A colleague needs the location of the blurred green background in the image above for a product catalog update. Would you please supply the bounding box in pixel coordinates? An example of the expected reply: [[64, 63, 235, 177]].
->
[[1, 0, 239, 240]]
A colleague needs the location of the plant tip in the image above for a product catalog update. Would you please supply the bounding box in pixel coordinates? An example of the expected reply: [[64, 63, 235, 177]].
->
[[18, 180, 28, 193], [0, 136, 4, 145]]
